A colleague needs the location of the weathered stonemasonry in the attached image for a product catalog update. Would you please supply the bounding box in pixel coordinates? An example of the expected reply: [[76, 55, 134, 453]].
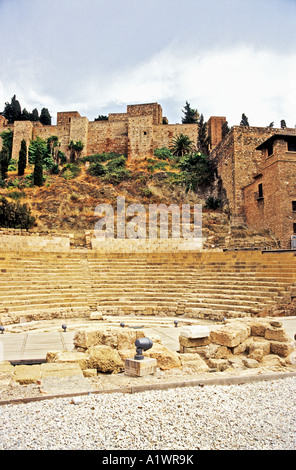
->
[[243, 134, 296, 249], [0, 102, 199, 163], [209, 125, 296, 248]]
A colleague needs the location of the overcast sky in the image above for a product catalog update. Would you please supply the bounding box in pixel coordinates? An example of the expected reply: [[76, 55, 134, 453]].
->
[[0, 0, 296, 127]]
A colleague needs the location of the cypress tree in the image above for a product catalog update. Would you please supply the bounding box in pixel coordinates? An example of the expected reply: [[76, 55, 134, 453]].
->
[[33, 147, 43, 186], [39, 108, 52, 125], [0, 147, 11, 180], [181, 101, 199, 124], [18, 139, 27, 176], [240, 113, 249, 126]]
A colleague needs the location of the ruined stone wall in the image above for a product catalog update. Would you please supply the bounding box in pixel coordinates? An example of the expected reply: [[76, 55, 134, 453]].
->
[[127, 103, 163, 125], [128, 115, 154, 160], [87, 120, 128, 156], [153, 123, 198, 151], [210, 126, 296, 216], [11, 121, 33, 161], [207, 116, 226, 151], [0, 103, 200, 162], [244, 140, 296, 248]]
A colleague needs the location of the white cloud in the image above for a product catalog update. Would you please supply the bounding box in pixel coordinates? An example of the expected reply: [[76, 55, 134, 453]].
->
[[1, 0, 296, 128], [89, 45, 296, 127]]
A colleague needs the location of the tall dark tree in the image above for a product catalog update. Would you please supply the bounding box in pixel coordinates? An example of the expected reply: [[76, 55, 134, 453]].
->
[[240, 113, 249, 126], [39, 108, 52, 125], [222, 121, 230, 138], [18, 139, 27, 176], [198, 114, 209, 155], [20, 108, 30, 121], [0, 147, 11, 180], [2, 95, 22, 123], [0, 129, 13, 159], [33, 147, 43, 186], [181, 101, 199, 124], [30, 108, 39, 121]]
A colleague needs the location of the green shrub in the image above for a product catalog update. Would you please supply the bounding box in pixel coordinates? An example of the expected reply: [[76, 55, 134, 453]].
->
[[153, 147, 174, 160], [103, 168, 131, 185], [204, 196, 222, 210], [106, 155, 127, 170], [7, 190, 26, 201], [178, 152, 216, 192], [0, 197, 35, 229], [8, 158, 17, 171], [81, 152, 125, 164], [88, 162, 106, 177], [61, 163, 81, 180]]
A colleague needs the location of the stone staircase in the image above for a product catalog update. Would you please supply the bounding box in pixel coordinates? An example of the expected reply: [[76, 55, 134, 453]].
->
[[0, 250, 296, 324]]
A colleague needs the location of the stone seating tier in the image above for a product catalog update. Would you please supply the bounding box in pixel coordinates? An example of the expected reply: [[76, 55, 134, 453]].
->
[[0, 251, 296, 325]]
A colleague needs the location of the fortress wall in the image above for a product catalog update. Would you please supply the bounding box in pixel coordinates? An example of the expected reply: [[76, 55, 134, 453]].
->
[[33, 124, 71, 157], [153, 123, 198, 150], [127, 103, 162, 125], [243, 141, 296, 248], [11, 121, 33, 161], [69, 116, 89, 157], [128, 116, 154, 160], [210, 126, 290, 215], [87, 120, 128, 156]]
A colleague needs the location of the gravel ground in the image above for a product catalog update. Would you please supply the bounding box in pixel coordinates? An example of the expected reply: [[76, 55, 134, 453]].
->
[[0, 376, 295, 450]]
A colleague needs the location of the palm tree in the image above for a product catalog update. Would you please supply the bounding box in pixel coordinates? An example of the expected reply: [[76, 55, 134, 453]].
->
[[170, 133, 194, 157]]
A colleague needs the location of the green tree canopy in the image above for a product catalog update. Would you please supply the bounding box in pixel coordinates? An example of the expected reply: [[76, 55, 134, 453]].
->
[[179, 151, 216, 192], [198, 114, 209, 155], [18, 139, 27, 176], [240, 113, 249, 126], [2, 95, 21, 123], [0, 147, 11, 180], [0, 197, 35, 229], [39, 108, 52, 125], [33, 146, 44, 186], [69, 140, 84, 163], [170, 133, 194, 157], [181, 101, 199, 124]]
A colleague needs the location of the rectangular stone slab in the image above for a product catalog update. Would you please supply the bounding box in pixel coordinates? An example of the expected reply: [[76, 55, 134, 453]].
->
[[124, 357, 157, 377], [179, 326, 210, 339]]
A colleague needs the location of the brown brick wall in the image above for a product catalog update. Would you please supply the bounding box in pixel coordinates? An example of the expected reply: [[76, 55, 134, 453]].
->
[[243, 138, 296, 248], [87, 120, 128, 156], [210, 126, 296, 216], [153, 123, 198, 151]]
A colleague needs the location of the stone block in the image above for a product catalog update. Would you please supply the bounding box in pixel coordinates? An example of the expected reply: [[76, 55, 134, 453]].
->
[[147, 343, 181, 370], [210, 322, 251, 348], [14, 364, 41, 384], [83, 368, 97, 378], [248, 338, 270, 356], [40, 362, 83, 379], [179, 325, 210, 339], [265, 327, 291, 343], [242, 357, 259, 369], [270, 341, 294, 358], [232, 342, 247, 355], [125, 357, 157, 377], [46, 351, 88, 370], [179, 353, 209, 373], [207, 358, 229, 371], [87, 345, 124, 373], [249, 321, 270, 337], [0, 361, 14, 375], [179, 335, 211, 348]]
